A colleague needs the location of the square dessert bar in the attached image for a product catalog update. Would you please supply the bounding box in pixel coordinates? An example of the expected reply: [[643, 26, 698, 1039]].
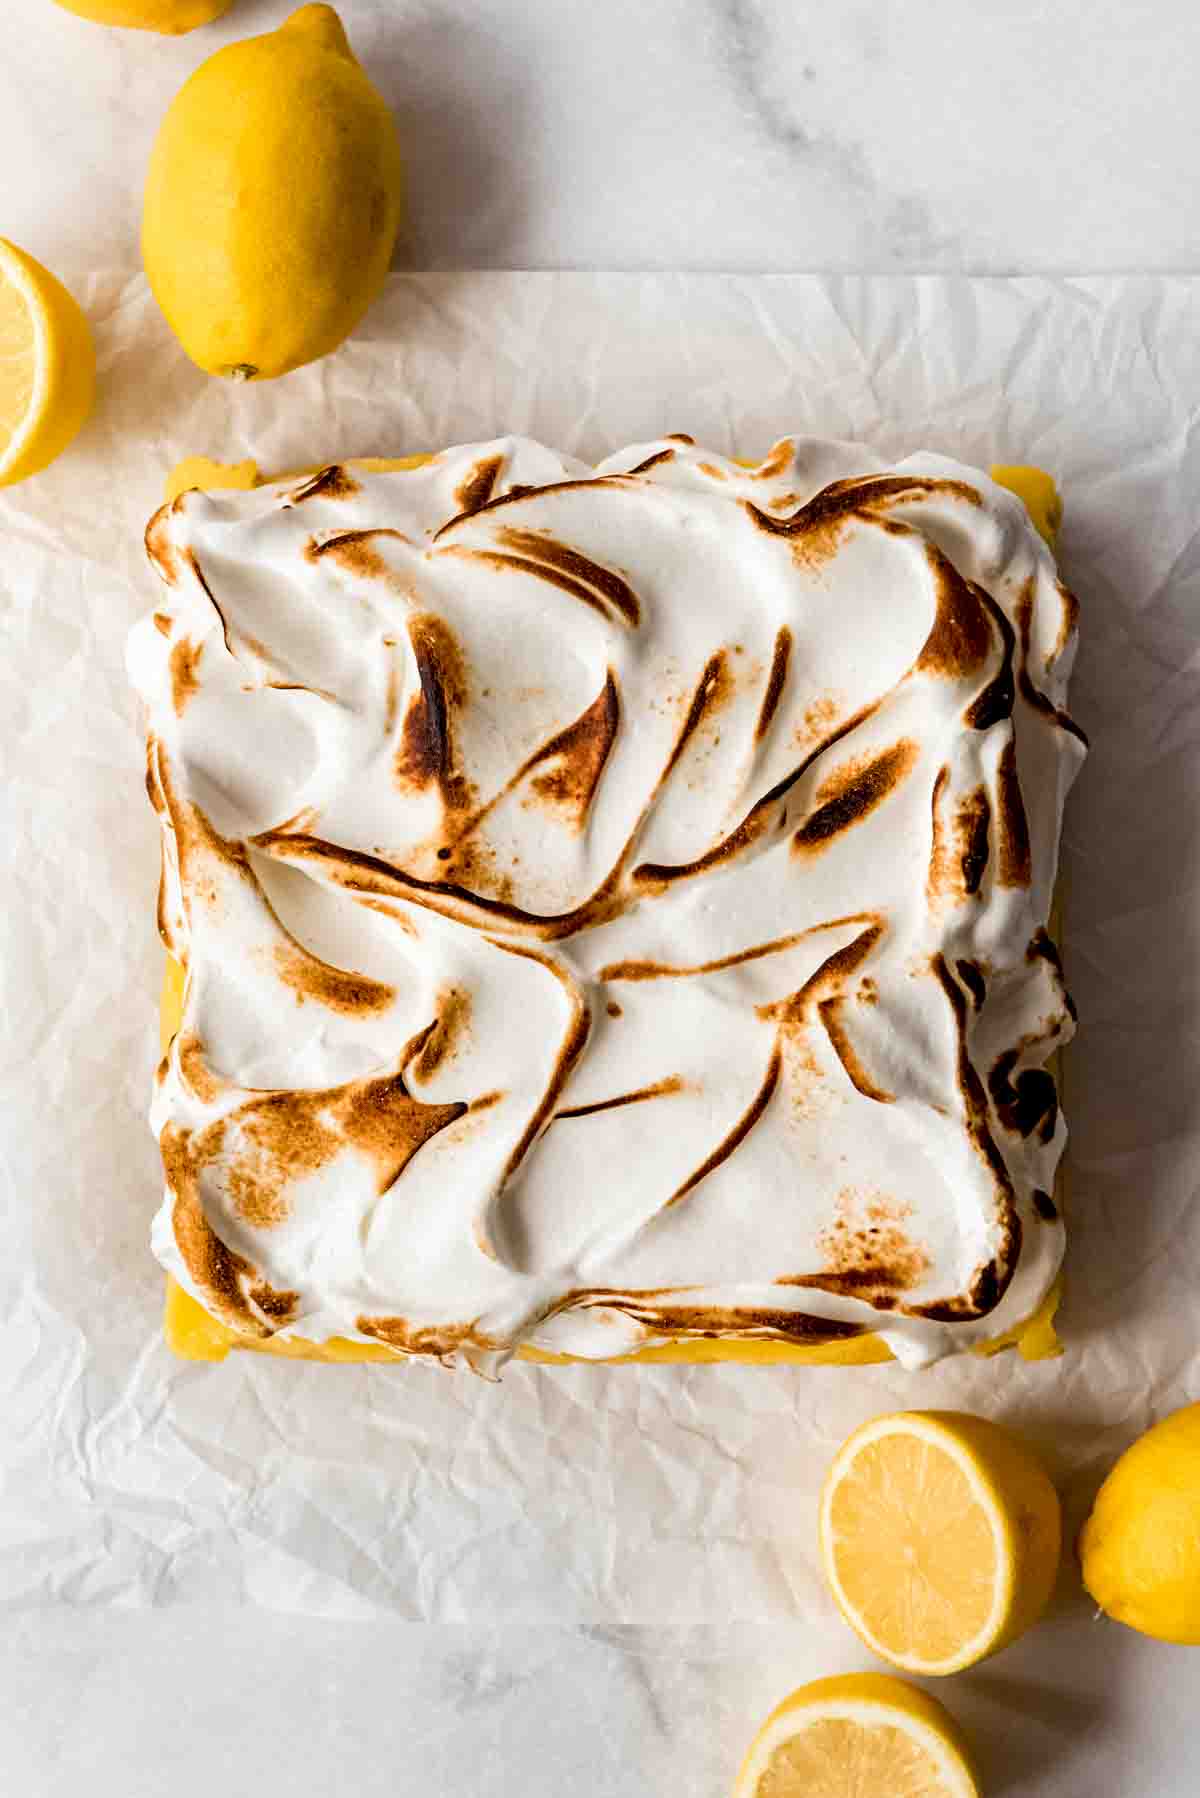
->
[[131, 439, 1084, 1370]]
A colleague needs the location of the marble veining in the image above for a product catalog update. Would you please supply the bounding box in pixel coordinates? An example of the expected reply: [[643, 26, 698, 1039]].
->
[[716, 0, 961, 266], [5, 0, 1199, 276]]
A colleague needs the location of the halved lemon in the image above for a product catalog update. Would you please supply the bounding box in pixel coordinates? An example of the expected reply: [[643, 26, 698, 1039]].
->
[[732, 1672, 980, 1798], [819, 1410, 1061, 1676], [0, 239, 95, 489]]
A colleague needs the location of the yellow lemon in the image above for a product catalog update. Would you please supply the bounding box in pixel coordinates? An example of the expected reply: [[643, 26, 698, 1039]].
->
[[0, 239, 95, 490], [53, 1, 233, 31], [1080, 1403, 1200, 1644], [819, 1410, 1061, 1676], [732, 1672, 980, 1798], [142, 4, 404, 380]]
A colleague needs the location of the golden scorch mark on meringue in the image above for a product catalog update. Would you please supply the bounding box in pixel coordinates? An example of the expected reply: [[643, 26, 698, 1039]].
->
[[176, 1032, 224, 1104], [988, 1046, 1059, 1143], [145, 496, 186, 586], [168, 637, 202, 714], [956, 958, 988, 1010], [792, 739, 919, 854], [625, 448, 677, 476], [555, 1075, 684, 1122], [922, 955, 1020, 1319], [793, 692, 841, 750], [439, 529, 641, 629], [744, 472, 983, 570], [915, 552, 995, 679], [635, 696, 889, 891], [524, 671, 620, 828], [962, 587, 1017, 730], [758, 922, 884, 1029], [161, 1122, 295, 1337], [394, 613, 476, 819], [146, 739, 166, 810], [304, 527, 409, 584], [248, 1284, 301, 1323], [272, 943, 396, 1014], [238, 1071, 467, 1220], [288, 465, 362, 504], [1050, 579, 1081, 668], [549, 1287, 867, 1345], [495, 527, 641, 626], [928, 767, 991, 902], [354, 1316, 503, 1359], [995, 739, 1032, 887], [818, 995, 895, 1103], [152, 754, 254, 905], [750, 438, 794, 480], [453, 453, 504, 518], [175, 543, 237, 656], [663, 1046, 782, 1210], [223, 1099, 339, 1227], [409, 986, 472, 1080], [489, 940, 591, 1183], [598, 912, 880, 983], [1027, 926, 1077, 1021], [785, 1188, 930, 1307], [1014, 579, 1089, 745], [336, 1072, 468, 1195], [663, 652, 733, 771], [427, 669, 620, 866], [754, 626, 792, 740], [260, 805, 318, 839]]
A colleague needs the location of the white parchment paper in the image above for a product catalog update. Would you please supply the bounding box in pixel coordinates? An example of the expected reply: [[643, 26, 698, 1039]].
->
[[2, 272, 1198, 1620]]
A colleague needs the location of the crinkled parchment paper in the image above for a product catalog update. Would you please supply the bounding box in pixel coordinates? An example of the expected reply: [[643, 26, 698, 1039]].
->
[[2, 272, 1198, 1619]]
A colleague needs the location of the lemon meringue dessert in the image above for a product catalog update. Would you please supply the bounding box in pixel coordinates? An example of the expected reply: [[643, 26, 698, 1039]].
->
[[128, 438, 1084, 1369]]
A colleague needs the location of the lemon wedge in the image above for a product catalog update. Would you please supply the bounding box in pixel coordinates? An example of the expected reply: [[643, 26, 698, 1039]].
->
[[732, 1672, 980, 1798], [0, 239, 95, 490], [819, 1410, 1061, 1676]]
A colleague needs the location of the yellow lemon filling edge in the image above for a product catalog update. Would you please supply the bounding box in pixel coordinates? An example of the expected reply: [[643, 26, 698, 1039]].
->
[[156, 453, 1065, 1366]]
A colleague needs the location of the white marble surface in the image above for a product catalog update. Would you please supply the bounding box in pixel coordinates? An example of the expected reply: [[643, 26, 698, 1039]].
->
[[5, 5, 1200, 1797], [5, 0, 1200, 279], [4, 1607, 1199, 1798]]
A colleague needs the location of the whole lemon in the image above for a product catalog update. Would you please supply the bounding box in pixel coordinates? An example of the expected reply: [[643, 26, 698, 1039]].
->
[[142, 4, 403, 380], [53, 0, 234, 31], [1080, 1403, 1200, 1644]]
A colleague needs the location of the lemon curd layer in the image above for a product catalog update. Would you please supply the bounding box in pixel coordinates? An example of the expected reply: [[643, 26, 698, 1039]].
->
[[136, 446, 1080, 1370]]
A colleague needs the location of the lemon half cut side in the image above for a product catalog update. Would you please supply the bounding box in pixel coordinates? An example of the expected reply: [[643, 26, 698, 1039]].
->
[[820, 1410, 1062, 1675], [0, 239, 95, 489], [732, 1672, 980, 1798]]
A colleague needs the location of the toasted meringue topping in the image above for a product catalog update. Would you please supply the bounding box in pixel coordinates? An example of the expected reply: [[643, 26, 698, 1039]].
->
[[129, 436, 1084, 1369]]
